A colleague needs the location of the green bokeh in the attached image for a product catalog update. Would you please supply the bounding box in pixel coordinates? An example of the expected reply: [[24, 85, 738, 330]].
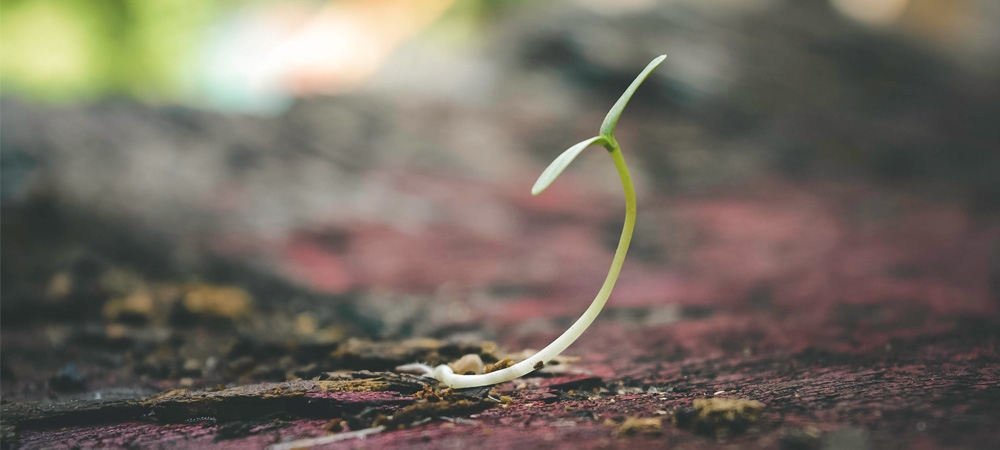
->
[[0, 0, 513, 104], [1, 0, 229, 102]]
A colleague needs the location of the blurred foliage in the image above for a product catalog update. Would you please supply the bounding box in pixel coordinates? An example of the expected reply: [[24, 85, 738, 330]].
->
[[0, 0, 516, 104], [1, 0, 234, 101], [422, 0, 520, 44]]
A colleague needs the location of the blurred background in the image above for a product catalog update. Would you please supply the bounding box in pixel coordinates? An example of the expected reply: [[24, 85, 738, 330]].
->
[[2, 0, 999, 402]]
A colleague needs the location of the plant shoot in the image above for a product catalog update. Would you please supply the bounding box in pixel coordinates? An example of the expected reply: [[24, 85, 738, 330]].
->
[[400, 55, 666, 388]]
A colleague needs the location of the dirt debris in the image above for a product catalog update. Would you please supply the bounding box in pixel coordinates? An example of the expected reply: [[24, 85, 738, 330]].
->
[[141, 377, 428, 423], [322, 418, 345, 433], [376, 398, 492, 430], [102, 289, 156, 322], [673, 397, 764, 439], [412, 385, 460, 403], [314, 378, 394, 393], [0, 373, 433, 440], [779, 425, 823, 450], [181, 285, 251, 319], [614, 417, 663, 437], [483, 357, 512, 374]]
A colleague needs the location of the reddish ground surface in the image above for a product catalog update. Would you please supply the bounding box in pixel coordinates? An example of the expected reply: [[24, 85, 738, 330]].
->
[[3, 175, 999, 449]]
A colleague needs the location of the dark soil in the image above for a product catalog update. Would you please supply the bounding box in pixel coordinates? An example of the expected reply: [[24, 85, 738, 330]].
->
[[3, 171, 999, 449], [3, 2, 1000, 448]]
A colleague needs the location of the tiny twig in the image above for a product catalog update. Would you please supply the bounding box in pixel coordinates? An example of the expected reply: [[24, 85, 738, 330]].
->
[[439, 416, 479, 426], [267, 426, 385, 450]]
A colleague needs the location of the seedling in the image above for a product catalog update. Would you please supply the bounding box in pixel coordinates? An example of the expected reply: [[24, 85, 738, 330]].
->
[[401, 55, 666, 388]]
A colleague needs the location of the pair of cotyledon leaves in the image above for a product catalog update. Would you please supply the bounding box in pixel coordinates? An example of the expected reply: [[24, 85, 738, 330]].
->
[[531, 54, 666, 196]]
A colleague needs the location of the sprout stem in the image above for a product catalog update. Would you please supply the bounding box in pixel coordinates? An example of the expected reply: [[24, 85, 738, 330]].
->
[[432, 139, 635, 388], [413, 55, 663, 389]]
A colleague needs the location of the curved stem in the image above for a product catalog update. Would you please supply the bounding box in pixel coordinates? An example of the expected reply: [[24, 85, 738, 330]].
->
[[433, 140, 636, 388]]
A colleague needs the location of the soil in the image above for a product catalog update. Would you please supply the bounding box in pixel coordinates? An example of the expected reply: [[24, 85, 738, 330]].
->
[[3, 173, 999, 449], [2, 2, 1000, 447]]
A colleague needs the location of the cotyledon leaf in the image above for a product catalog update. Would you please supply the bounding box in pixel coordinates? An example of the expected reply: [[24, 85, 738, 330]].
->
[[531, 136, 606, 195], [599, 54, 666, 138]]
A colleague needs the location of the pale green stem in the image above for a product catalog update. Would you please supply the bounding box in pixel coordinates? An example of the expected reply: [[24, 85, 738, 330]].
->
[[432, 139, 635, 388], [413, 54, 664, 388]]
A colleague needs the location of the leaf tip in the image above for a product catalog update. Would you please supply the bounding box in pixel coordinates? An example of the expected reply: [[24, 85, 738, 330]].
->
[[531, 169, 555, 196], [599, 54, 667, 137], [530, 136, 604, 196]]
